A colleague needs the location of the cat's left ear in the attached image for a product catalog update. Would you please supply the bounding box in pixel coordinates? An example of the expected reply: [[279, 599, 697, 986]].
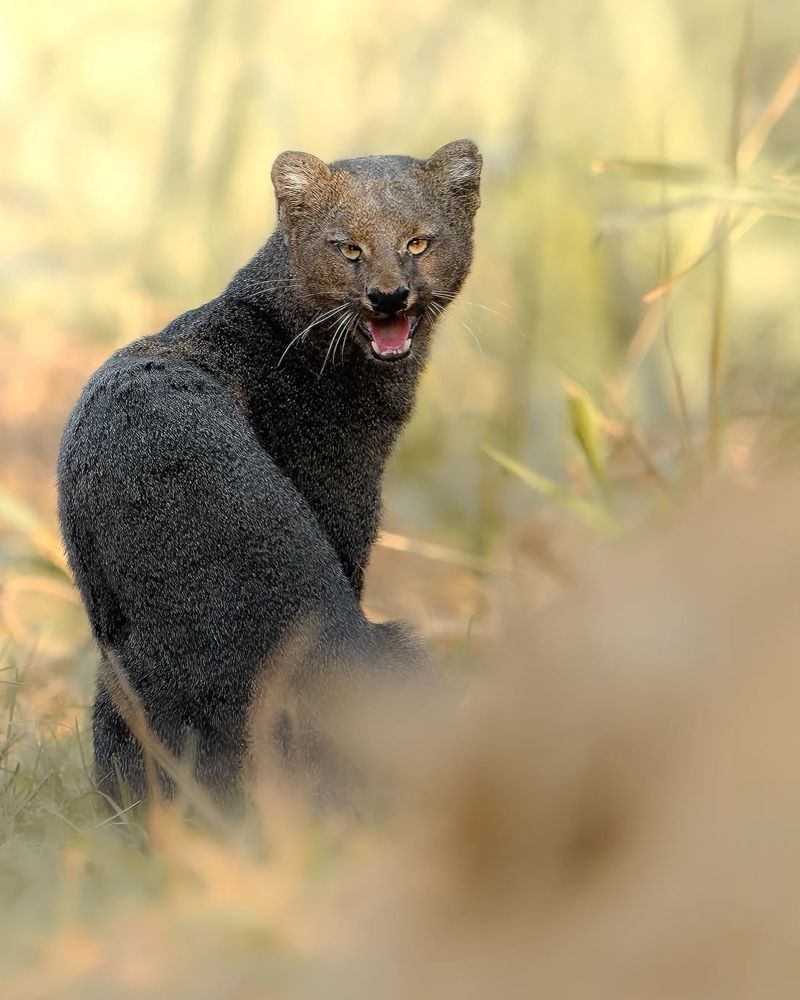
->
[[425, 139, 482, 213]]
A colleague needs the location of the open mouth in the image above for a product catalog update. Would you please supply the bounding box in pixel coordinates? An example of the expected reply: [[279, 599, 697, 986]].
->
[[363, 315, 420, 361]]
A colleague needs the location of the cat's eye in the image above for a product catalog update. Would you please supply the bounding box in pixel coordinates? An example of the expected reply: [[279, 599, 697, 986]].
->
[[339, 243, 362, 261], [407, 237, 429, 256]]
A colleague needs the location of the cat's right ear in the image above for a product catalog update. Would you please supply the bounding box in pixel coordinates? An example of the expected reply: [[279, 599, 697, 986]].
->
[[271, 151, 332, 225]]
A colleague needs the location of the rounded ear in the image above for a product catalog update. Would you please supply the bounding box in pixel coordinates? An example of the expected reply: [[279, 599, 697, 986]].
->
[[425, 139, 482, 211], [271, 150, 332, 221]]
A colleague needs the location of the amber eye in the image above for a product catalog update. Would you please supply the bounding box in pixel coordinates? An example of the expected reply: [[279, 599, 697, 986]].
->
[[339, 243, 362, 261], [407, 237, 429, 256]]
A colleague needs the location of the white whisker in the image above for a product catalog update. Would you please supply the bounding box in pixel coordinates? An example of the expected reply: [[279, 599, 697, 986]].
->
[[336, 312, 356, 366], [319, 309, 352, 377], [276, 303, 348, 369], [245, 277, 302, 297], [431, 289, 526, 340], [459, 318, 484, 357], [332, 311, 352, 366], [433, 289, 511, 310]]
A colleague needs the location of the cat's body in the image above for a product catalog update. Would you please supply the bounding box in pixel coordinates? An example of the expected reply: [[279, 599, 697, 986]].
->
[[57, 141, 481, 804]]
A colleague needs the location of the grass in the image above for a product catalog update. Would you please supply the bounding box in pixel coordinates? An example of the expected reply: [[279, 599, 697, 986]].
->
[[2, 0, 800, 994], [8, 471, 800, 996]]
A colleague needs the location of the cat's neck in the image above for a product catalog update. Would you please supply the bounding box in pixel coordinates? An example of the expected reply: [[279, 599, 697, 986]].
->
[[226, 231, 314, 337]]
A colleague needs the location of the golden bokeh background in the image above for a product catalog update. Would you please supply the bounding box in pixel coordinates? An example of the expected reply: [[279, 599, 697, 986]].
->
[[1, 1, 800, 993], [4, 0, 798, 527]]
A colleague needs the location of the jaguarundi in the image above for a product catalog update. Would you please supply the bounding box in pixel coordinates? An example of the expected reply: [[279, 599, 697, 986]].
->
[[57, 139, 482, 806]]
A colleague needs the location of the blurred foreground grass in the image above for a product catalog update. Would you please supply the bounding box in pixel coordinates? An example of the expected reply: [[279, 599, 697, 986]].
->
[[2, 0, 800, 995]]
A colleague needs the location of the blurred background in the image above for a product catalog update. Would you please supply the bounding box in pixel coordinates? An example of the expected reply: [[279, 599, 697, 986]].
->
[[1, 0, 800, 994]]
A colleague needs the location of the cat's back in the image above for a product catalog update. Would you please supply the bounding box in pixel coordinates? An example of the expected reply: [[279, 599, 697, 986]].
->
[[56, 298, 257, 544], [55, 294, 335, 656]]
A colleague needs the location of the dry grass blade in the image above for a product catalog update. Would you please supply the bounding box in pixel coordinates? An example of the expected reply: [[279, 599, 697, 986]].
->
[[610, 50, 800, 383], [737, 55, 800, 170], [592, 170, 800, 217], [102, 652, 232, 837], [657, 123, 694, 465], [590, 158, 724, 185], [377, 530, 510, 575], [0, 487, 69, 575], [708, 3, 750, 469], [641, 208, 760, 307]]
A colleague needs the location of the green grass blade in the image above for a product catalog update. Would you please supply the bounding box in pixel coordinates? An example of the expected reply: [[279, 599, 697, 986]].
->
[[564, 385, 608, 493], [483, 445, 618, 535]]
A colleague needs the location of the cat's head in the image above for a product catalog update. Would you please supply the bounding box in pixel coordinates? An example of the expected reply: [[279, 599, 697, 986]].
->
[[271, 140, 481, 363]]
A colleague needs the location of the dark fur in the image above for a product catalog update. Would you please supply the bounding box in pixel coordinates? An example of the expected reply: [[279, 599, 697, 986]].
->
[[56, 141, 481, 805]]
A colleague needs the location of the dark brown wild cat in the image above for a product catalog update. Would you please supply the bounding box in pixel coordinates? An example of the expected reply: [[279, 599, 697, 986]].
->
[[56, 140, 481, 806]]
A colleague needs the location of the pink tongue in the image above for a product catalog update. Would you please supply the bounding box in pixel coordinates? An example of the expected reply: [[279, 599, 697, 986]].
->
[[369, 315, 410, 354]]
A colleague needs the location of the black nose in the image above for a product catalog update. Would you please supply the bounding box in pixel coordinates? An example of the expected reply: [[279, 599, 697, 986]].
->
[[367, 285, 409, 315]]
